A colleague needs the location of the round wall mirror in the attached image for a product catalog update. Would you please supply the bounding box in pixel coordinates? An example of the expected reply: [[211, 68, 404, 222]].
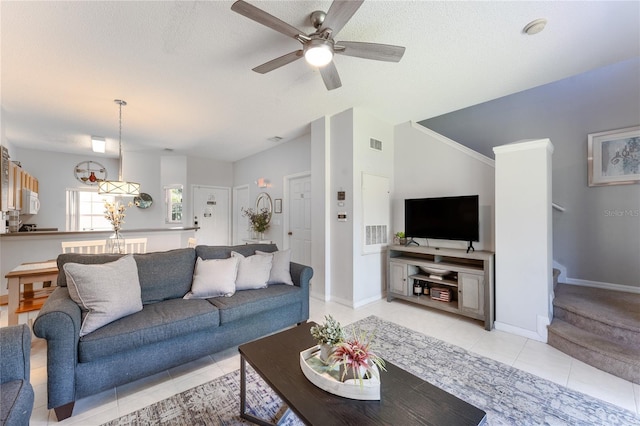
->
[[134, 193, 153, 209], [255, 192, 273, 224]]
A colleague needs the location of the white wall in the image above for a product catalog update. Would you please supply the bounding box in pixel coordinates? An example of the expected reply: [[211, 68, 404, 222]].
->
[[494, 139, 554, 341], [232, 135, 311, 250], [352, 109, 394, 307], [310, 116, 330, 300], [9, 147, 119, 230], [326, 108, 395, 308], [393, 122, 495, 252], [329, 110, 355, 306]]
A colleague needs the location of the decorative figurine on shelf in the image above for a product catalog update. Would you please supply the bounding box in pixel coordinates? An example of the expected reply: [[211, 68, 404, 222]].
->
[[104, 200, 133, 254]]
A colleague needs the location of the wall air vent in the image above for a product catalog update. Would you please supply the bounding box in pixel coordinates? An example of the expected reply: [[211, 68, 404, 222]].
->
[[369, 138, 383, 151]]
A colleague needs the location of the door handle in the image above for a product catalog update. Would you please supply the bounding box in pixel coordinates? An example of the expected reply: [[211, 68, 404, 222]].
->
[[288, 232, 293, 236]]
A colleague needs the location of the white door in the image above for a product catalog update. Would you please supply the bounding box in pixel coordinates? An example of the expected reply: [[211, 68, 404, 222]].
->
[[233, 185, 250, 245], [192, 185, 231, 245], [287, 174, 311, 266]]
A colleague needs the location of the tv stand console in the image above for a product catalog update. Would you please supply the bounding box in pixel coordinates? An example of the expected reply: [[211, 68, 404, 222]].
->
[[387, 245, 494, 330]]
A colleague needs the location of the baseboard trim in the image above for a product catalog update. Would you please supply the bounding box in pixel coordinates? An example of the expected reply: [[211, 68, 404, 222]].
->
[[494, 321, 547, 343], [564, 278, 640, 294]]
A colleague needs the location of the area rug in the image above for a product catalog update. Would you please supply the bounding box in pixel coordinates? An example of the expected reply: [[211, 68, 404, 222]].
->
[[103, 316, 639, 425]]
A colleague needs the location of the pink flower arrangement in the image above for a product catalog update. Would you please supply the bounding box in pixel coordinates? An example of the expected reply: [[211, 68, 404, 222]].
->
[[330, 327, 386, 385]]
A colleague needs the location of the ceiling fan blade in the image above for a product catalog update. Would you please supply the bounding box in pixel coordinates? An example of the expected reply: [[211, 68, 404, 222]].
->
[[336, 41, 405, 62], [319, 61, 342, 90], [320, 0, 364, 37], [231, 0, 306, 40], [252, 50, 304, 74]]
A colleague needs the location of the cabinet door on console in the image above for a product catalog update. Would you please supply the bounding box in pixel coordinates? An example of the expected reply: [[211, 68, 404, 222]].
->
[[389, 261, 409, 296], [459, 273, 484, 315]]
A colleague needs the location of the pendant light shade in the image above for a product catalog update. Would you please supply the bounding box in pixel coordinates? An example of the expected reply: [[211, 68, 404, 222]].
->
[[98, 99, 140, 196]]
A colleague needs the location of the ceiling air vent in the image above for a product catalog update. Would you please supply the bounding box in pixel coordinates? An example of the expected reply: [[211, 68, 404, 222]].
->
[[369, 138, 383, 151]]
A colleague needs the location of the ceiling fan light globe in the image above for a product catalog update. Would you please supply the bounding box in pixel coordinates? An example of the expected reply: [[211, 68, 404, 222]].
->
[[304, 44, 333, 67]]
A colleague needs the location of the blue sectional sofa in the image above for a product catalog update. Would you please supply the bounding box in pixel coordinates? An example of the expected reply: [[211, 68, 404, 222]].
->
[[33, 244, 312, 421]]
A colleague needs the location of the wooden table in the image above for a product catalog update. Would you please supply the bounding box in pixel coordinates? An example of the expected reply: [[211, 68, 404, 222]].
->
[[5, 260, 58, 326], [238, 322, 487, 426]]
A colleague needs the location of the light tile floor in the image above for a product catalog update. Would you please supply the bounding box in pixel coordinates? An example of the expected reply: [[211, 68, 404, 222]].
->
[[2, 297, 639, 425]]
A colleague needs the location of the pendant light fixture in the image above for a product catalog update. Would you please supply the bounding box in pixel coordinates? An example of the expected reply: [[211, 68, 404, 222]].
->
[[98, 99, 140, 196]]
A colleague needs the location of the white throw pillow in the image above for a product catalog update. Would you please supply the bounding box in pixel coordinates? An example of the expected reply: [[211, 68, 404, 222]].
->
[[184, 256, 238, 299], [63, 255, 143, 337], [231, 251, 272, 290], [256, 249, 293, 285]]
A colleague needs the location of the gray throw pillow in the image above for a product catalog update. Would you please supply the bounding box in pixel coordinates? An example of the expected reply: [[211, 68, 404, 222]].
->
[[231, 251, 272, 290], [64, 254, 143, 337], [184, 256, 238, 299], [255, 249, 293, 285]]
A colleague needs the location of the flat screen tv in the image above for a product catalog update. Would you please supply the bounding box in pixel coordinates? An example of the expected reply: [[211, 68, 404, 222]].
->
[[404, 195, 479, 245]]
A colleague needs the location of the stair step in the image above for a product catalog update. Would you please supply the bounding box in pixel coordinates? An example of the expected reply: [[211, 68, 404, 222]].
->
[[548, 319, 640, 384], [553, 283, 640, 338]]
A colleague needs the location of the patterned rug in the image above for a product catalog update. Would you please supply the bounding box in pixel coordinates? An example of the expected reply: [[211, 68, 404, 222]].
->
[[103, 316, 639, 425]]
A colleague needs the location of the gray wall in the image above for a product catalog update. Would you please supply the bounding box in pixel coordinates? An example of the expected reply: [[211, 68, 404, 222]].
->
[[419, 58, 640, 289], [233, 135, 311, 250]]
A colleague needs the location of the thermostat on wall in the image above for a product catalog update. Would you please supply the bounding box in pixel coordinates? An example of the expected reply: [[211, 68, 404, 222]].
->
[[338, 212, 347, 222]]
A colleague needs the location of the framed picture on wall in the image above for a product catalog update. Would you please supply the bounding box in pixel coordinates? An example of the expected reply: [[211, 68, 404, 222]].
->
[[274, 198, 282, 214], [588, 125, 640, 187]]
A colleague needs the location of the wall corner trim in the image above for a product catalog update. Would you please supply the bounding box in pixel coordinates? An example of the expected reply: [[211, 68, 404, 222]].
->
[[409, 121, 495, 167], [493, 138, 554, 155]]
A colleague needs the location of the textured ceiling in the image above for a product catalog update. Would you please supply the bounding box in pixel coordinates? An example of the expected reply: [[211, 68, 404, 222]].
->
[[2, 1, 639, 162]]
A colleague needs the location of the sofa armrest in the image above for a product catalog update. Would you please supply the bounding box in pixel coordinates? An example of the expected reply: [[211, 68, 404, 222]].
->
[[0, 324, 31, 384], [290, 262, 313, 290], [290, 262, 313, 321], [32, 287, 81, 409]]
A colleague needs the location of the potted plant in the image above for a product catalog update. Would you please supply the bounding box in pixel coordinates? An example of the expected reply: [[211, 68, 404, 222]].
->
[[241, 207, 270, 239], [330, 327, 386, 386], [310, 315, 345, 363], [395, 231, 406, 246]]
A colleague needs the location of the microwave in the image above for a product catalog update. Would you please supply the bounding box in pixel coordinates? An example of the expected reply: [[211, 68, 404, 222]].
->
[[22, 189, 40, 214]]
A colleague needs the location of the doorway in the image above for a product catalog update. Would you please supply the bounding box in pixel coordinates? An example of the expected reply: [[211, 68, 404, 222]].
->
[[285, 173, 311, 266], [192, 185, 231, 245], [232, 184, 250, 245]]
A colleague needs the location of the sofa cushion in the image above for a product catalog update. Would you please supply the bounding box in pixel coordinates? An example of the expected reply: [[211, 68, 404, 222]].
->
[[133, 248, 197, 304], [184, 257, 238, 299], [78, 298, 219, 363], [196, 243, 278, 260], [231, 251, 272, 290], [208, 284, 302, 324], [56, 248, 197, 305], [64, 255, 143, 337], [256, 249, 294, 285]]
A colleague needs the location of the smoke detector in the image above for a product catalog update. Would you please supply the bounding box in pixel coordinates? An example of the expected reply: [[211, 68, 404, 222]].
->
[[523, 18, 547, 35]]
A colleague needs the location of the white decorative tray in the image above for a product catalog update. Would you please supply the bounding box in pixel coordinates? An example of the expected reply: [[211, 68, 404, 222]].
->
[[299, 345, 380, 401]]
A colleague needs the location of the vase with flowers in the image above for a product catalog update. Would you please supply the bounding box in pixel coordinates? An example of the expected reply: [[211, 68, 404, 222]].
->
[[241, 207, 270, 240], [329, 327, 386, 387], [310, 315, 345, 363], [104, 200, 132, 253]]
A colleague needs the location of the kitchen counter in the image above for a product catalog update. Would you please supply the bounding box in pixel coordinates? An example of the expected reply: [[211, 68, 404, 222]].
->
[[1, 227, 199, 238]]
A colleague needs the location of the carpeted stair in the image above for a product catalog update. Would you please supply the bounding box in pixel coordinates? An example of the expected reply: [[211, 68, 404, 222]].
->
[[548, 283, 640, 384]]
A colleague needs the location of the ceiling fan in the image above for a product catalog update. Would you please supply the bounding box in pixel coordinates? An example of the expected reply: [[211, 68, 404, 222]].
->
[[231, 0, 406, 91]]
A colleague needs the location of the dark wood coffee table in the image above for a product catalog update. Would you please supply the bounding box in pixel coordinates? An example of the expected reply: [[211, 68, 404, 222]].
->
[[238, 322, 487, 425]]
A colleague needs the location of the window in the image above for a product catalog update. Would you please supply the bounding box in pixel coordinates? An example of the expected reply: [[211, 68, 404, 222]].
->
[[66, 189, 115, 231], [164, 185, 183, 224]]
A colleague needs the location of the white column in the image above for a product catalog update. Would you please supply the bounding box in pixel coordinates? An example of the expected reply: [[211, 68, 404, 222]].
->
[[493, 139, 554, 342]]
